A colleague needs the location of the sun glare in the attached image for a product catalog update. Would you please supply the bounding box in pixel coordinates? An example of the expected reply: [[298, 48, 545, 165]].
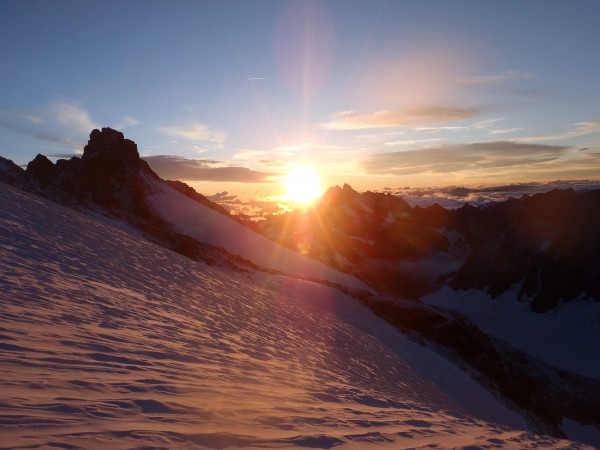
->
[[283, 166, 322, 204]]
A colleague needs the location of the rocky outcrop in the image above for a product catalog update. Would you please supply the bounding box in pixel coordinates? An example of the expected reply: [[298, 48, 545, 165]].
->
[[21, 128, 160, 216], [26, 153, 56, 181], [2, 128, 251, 272]]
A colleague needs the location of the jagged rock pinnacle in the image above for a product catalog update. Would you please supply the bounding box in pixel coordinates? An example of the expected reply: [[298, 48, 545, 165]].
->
[[82, 127, 139, 166]]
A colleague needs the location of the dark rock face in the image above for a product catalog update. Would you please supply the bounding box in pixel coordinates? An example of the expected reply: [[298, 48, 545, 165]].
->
[[1, 156, 30, 189], [258, 184, 600, 311], [27, 154, 56, 181], [21, 128, 159, 216], [83, 128, 138, 165], [77, 128, 152, 213], [363, 294, 600, 437], [451, 189, 600, 312]]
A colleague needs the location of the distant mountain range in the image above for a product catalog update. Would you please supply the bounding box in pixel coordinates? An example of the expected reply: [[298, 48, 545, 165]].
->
[[257, 182, 600, 313]]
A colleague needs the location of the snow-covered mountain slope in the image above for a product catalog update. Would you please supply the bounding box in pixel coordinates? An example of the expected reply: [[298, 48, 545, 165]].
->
[[147, 178, 370, 292], [0, 128, 369, 294], [424, 287, 600, 380], [1, 182, 593, 449]]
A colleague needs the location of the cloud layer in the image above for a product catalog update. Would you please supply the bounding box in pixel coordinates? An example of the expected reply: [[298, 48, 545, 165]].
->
[[0, 100, 142, 153], [321, 106, 481, 130], [0, 101, 100, 149], [144, 155, 277, 183], [363, 141, 567, 175], [159, 123, 226, 146], [383, 179, 600, 210]]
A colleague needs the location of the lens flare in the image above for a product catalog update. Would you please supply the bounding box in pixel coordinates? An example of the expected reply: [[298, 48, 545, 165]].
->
[[283, 166, 322, 204]]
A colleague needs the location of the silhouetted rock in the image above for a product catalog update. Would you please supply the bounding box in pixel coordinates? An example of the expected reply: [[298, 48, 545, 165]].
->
[[450, 188, 600, 311], [82, 127, 138, 166], [258, 183, 600, 310], [0, 156, 28, 187], [26, 154, 56, 181]]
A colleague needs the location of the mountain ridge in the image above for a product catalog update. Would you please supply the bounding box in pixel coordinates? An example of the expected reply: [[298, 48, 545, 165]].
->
[[258, 182, 600, 312]]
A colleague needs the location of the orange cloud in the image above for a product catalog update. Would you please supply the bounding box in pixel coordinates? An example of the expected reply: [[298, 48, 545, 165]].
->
[[321, 106, 481, 130], [363, 141, 567, 175], [144, 155, 278, 183]]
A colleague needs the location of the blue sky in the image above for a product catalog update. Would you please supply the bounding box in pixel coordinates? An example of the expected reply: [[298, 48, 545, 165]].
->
[[1, 0, 600, 201]]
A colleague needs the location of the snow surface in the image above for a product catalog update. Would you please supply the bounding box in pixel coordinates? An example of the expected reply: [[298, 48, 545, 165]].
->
[[148, 179, 371, 292], [423, 288, 600, 381], [0, 183, 593, 449]]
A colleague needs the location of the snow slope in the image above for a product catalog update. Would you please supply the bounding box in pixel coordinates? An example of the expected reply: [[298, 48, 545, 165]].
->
[[0, 182, 592, 449], [424, 287, 600, 380], [148, 178, 370, 292]]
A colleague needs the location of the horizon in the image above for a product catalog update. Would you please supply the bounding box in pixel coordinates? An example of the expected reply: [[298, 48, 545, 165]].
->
[[2, 0, 600, 209], [17, 146, 600, 216]]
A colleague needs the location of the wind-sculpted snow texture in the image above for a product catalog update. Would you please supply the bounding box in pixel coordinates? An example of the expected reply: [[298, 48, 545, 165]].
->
[[1, 183, 592, 448]]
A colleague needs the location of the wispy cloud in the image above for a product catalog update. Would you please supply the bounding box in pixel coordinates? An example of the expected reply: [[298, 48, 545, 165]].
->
[[232, 149, 267, 160], [472, 118, 505, 130], [51, 101, 98, 133], [488, 127, 523, 135], [383, 138, 444, 147], [514, 120, 600, 143], [143, 155, 278, 183], [0, 100, 100, 150], [457, 70, 534, 86], [414, 126, 470, 133], [159, 123, 226, 146], [114, 116, 139, 130], [0, 111, 44, 133], [321, 106, 481, 130], [363, 141, 567, 176]]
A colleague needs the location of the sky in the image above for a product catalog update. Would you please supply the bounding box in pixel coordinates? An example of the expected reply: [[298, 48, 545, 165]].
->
[[1, 0, 600, 212]]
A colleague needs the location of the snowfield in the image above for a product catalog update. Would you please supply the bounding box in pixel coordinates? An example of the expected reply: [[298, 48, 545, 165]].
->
[[0, 183, 593, 449]]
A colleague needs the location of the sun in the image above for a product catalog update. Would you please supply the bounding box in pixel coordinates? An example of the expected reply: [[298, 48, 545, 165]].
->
[[283, 166, 322, 204]]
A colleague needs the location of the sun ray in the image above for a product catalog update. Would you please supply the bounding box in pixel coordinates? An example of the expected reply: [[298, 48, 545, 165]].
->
[[283, 166, 322, 205]]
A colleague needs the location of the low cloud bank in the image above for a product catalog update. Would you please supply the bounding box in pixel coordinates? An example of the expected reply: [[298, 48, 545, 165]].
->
[[144, 155, 278, 183], [381, 180, 600, 209]]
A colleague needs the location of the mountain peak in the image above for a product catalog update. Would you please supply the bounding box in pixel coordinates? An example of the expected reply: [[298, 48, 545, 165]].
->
[[82, 127, 139, 166], [26, 153, 56, 181]]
